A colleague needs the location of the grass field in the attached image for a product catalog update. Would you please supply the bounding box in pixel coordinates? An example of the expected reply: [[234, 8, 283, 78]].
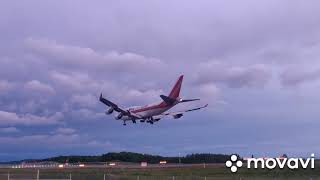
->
[[0, 164, 319, 180]]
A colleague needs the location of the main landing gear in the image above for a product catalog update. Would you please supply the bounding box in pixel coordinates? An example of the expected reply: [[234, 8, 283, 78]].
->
[[146, 117, 154, 125], [122, 118, 154, 125]]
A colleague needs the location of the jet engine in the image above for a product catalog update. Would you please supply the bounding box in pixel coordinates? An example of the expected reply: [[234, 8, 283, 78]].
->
[[115, 112, 123, 120], [173, 114, 183, 119], [105, 107, 114, 115]]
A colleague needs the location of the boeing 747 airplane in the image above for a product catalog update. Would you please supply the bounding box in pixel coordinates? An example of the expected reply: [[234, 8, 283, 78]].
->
[[99, 75, 207, 125]]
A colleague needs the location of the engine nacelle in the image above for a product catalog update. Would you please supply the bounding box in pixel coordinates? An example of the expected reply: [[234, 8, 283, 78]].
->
[[173, 114, 183, 119], [115, 113, 123, 120], [105, 107, 114, 115]]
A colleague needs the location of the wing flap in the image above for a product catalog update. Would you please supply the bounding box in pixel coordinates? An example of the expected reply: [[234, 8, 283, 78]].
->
[[162, 104, 208, 116]]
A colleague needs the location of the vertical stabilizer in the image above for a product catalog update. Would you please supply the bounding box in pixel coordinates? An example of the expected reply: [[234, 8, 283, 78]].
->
[[168, 75, 183, 99]]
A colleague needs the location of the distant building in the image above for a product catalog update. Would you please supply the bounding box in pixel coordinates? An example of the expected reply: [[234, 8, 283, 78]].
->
[[141, 162, 148, 167], [159, 161, 167, 165], [108, 162, 116, 166]]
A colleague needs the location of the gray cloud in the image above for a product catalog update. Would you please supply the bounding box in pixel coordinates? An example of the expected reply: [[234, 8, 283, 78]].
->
[[49, 71, 100, 93], [25, 38, 165, 73], [0, 80, 15, 94], [281, 68, 320, 86], [70, 94, 98, 108], [194, 61, 271, 88], [0, 111, 63, 126], [54, 127, 76, 135], [24, 80, 55, 95], [0, 133, 113, 151], [0, 127, 19, 133]]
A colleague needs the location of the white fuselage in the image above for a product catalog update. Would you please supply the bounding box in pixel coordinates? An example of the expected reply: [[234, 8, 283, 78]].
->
[[117, 101, 179, 121]]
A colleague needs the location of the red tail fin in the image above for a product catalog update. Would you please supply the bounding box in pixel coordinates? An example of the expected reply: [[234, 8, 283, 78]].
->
[[168, 75, 183, 99]]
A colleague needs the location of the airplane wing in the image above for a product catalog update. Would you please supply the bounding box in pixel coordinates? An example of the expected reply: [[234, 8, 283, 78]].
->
[[99, 94, 140, 119], [160, 104, 208, 119]]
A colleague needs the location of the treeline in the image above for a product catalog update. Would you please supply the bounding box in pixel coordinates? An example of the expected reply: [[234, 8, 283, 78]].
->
[[43, 152, 230, 164]]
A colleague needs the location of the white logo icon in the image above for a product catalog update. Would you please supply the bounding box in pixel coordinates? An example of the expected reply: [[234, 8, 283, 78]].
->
[[226, 154, 243, 173]]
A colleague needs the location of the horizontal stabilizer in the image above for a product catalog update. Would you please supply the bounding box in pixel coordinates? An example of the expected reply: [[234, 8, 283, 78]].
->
[[180, 98, 200, 103], [160, 95, 175, 105]]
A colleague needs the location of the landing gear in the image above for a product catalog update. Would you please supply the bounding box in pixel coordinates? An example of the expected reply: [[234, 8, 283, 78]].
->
[[123, 121, 126, 126], [146, 120, 154, 124], [150, 117, 154, 124], [145, 117, 154, 124], [139, 117, 155, 124], [132, 119, 136, 124]]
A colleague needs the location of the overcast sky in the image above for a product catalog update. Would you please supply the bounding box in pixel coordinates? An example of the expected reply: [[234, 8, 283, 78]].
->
[[1, 0, 320, 161]]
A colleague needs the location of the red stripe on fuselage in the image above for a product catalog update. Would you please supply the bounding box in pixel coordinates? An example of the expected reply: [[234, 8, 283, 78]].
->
[[131, 102, 169, 113]]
